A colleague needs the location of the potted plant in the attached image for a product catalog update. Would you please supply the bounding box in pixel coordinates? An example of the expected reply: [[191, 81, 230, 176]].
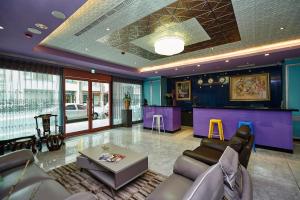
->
[[123, 92, 131, 110]]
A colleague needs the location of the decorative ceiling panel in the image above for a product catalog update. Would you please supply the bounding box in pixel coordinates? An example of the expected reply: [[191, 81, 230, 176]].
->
[[100, 0, 240, 60], [40, 0, 300, 69], [128, 18, 210, 54]]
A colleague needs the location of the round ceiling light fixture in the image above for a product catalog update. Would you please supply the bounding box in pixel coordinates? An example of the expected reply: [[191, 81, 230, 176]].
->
[[35, 23, 48, 30], [0, 26, 4, 30], [51, 10, 66, 20], [27, 28, 42, 34], [154, 36, 184, 56]]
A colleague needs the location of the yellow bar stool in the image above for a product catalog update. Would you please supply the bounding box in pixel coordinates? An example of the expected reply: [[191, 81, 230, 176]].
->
[[208, 119, 224, 140]]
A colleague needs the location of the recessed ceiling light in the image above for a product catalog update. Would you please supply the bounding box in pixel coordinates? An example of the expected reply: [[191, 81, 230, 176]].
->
[[280, 27, 285, 30], [51, 10, 66, 20], [91, 69, 95, 74], [35, 23, 48, 30], [264, 53, 270, 56], [197, 64, 200, 67], [27, 28, 42, 34], [155, 71, 158, 74], [225, 60, 229, 62], [25, 32, 33, 39], [0, 26, 4, 30], [106, 27, 110, 31], [175, 68, 178, 71]]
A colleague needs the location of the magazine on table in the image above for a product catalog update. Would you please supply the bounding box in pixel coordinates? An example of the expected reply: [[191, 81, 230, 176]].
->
[[99, 153, 125, 162]]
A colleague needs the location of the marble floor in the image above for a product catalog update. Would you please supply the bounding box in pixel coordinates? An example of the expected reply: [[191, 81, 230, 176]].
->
[[35, 124, 300, 200]]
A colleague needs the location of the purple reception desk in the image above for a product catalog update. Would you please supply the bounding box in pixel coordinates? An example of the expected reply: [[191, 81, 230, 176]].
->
[[193, 107, 297, 152], [143, 106, 181, 133]]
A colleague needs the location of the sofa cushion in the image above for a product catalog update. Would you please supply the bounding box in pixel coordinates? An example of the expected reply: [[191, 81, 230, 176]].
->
[[183, 146, 223, 166], [219, 146, 243, 200], [0, 163, 52, 199], [0, 150, 34, 173], [173, 155, 210, 181], [228, 137, 243, 153], [147, 174, 193, 200], [219, 147, 239, 188], [2, 179, 70, 200], [65, 192, 97, 200], [236, 126, 251, 141], [201, 139, 229, 152], [182, 164, 224, 200]]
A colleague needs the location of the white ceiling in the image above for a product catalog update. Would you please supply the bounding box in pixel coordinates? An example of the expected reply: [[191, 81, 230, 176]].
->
[[41, 0, 300, 69]]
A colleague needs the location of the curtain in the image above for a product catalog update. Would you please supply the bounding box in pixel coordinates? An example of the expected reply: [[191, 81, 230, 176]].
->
[[0, 57, 62, 140], [113, 82, 142, 125]]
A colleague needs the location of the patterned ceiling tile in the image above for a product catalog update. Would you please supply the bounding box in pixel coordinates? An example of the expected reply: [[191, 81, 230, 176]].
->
[[99, 0, 240, 60], [127, 18, 210, 54]]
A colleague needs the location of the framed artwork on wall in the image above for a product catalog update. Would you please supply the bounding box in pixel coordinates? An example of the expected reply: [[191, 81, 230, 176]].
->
[[230, 73, 270, 101], [176, 80, 191, 101]]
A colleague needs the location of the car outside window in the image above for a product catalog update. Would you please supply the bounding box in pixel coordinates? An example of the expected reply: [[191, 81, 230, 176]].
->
[[66, 105, 76, 110], [77, 105, 86, 110]]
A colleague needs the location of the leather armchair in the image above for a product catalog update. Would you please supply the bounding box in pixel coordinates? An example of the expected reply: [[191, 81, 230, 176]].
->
[[147, 147, 253, 200], [0, 150, 97, 200], [183, 125, 254, 168]]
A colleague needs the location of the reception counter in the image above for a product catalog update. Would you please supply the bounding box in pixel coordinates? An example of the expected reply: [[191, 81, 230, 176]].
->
[[193, 107, 298, 152], [143, 106, 181, 132]]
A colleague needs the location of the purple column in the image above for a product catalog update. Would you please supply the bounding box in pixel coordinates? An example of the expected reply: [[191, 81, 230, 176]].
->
[[193, 108, 293, 151], [143, 106, 181, 132]]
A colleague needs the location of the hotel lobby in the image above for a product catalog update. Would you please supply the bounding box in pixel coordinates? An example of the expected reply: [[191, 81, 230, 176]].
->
[[1, 0, 300, 200]]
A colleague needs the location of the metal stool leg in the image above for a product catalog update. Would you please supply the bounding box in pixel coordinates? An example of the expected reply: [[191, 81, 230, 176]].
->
[[151, 116, 155, 133], [218, 122, 224, 141], [161, 116, 165, 133], [157, 117, 161, 134]]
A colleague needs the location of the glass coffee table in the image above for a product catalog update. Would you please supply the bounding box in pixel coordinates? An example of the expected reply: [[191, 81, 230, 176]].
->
[[77, 143, 148, 191]]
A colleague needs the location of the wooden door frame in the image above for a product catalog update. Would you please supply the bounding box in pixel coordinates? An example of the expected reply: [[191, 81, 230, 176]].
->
[[63, 69, 112, 137]]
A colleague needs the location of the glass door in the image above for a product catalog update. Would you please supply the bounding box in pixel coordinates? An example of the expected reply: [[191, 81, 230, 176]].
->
[[91, 82, 110, 129], [65, 79, 89, 134]]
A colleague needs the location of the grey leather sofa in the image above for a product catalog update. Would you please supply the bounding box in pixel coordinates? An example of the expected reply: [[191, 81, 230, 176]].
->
[[147, 147, 253, 200], [0, 150, 97, 200]]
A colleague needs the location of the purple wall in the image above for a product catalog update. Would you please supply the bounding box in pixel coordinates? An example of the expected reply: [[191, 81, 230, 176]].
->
[[143, 106, 181, 132], [193, 108, 293, 151]]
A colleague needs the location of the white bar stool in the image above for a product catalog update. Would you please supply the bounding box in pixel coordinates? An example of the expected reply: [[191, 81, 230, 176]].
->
[[151, 115, 165, 134]]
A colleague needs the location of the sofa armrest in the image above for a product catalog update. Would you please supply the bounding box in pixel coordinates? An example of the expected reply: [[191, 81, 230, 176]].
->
[[173, 155, 210, 181], [65, 192, 97, 200], [0, 149, 34, 172], [183, 150, 219, 166], [201, 139, 229, 152]]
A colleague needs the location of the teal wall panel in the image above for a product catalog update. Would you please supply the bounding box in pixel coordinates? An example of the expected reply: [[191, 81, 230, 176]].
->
[[143, 77, 162, 106], [284, 58, 300, 138], [152, 80, 161, 105], [161, 77, 168, 106], [143, 81, 151, 105]]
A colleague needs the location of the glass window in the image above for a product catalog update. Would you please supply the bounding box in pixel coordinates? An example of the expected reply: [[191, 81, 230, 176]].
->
[[65, 79, 89, 133], [0, 68, 61, 140], [77, 104, 86, 110], [66, 105, 76, 110], [113, 82, 142, 125]]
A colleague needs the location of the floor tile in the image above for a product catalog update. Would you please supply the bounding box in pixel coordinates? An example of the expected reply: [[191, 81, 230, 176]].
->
[[34, 124, 300, 200]]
